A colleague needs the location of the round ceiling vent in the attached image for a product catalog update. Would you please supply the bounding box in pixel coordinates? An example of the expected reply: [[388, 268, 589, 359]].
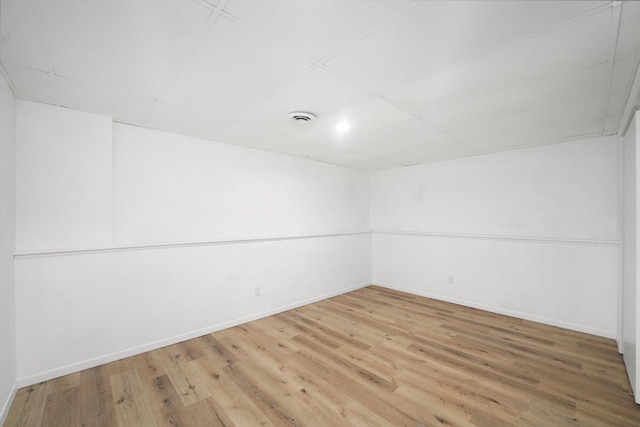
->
[[288, 111, 316, 123]]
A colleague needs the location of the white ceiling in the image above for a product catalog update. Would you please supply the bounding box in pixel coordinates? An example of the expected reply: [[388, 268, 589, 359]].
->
[[1, 0, 640, 170]]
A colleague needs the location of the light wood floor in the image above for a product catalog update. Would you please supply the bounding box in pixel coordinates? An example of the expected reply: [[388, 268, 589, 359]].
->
[[5, 285, 640, 426]]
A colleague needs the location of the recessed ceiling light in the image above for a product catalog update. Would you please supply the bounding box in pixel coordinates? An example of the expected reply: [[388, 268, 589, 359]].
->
[[336, 121, 350, 132]]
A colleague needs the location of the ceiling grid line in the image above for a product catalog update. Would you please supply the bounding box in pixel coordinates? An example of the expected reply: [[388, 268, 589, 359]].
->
[[2, 0, 639, 170], [212, 4, 425, 127], [190, 0, 221, 12], [0, 64, 16, 98], [618, 50, 640, 136], [416, 61, 611, 122], [377, 1, 615, 101], [27, 0, 57, 105], [155, 0, 229, 106], [216, 0, 422, 105], [317, 0, 423, 65], [0, 4, 16, 98], [599, 1, 623, 136]]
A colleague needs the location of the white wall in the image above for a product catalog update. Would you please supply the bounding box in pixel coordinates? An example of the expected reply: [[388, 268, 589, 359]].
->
[[16, 234, 370, 383], [622, 111, 640, 402], [372, 137, 619, 337], [16, 101, 112, 252], [0, 73, 17, 424], [113, 123, 369, 244], [372, 138, 618, 240], [14, 104, 371, 384]]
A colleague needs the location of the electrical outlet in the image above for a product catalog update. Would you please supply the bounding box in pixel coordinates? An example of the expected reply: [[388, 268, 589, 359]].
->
[[448, 276, 454, 285], [254, 286, 261, 297]]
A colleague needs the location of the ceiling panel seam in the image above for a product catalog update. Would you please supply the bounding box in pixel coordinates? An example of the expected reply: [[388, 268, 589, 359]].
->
[[156, 0, 228, 105], [618, 52, 640, 136], [409, 61, 611, 121], [0, 63, 17, 98], [317, 0, 422, 65], [600, 1, 623, 135], [472, 130, 605, 157], [28, 0, 57, 105], [212, 7, 417, 122], [190, 0, 221, 12], [376, 2, 616, 99]]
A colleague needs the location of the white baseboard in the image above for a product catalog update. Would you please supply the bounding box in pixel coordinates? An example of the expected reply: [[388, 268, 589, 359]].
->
[[0, 380, 19, 426], [374, 282, 616, 339], [17, 281, 371, 388]]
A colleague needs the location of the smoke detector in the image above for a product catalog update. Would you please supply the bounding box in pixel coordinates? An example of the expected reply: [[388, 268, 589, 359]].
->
[[288, 111, 316, 123]]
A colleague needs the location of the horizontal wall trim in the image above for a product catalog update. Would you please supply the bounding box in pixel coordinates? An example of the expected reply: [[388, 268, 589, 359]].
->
[[375, 281, 616, 340], [0, 380, 18, 426], [374, 229, 619, 247], [16, 281, 371, 388], [14, 231, 372, 259], [15, 229, 617, 259]]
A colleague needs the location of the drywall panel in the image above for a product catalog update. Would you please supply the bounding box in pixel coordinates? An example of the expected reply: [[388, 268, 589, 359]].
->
[[373, 233, 618, 337], [623, 111, 640, 402], [371, 138, 619, 339], [16, 101, 112, 251], [0, 71, 18, 424], [113, 123, 369, 244], [371, 136, 618, 241], [15, 233, 371, 383]]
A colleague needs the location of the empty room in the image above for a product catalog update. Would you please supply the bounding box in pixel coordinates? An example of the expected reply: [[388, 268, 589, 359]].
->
[[2, 0, 640, 425]]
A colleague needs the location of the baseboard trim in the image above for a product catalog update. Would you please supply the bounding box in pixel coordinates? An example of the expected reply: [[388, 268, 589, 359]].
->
[[16, 281, 371, 388], [0, 380, 19, 426], [374, 281, 616, 339]]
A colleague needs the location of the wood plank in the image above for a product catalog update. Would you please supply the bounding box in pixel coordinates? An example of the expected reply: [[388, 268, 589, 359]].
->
[[41, 387, 79, 427], [78, 366, 116, 427], [149, 344, 211, 407], [4, 384, 48, 427], [189, 356, 273, 426], [222, 361, 304, 426], [109, 368, 157, 427]]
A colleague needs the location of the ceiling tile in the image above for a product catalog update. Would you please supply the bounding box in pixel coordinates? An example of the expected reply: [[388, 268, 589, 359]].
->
[[224, 0, 411, 61], [163, 15, 313, 119], [346, 118, 451, 153], [326, 1, 609, 94], [332, 155, 398, 171], [616, 1, 640, 60], [1, 0, 636, 170], [35, 0, 211, 99], [0, 0, 49, 70], [55, 75, 158, 125], [412, 63, 609, 155], [383, 144, 480, 167], [384, 8, 611, 117], [611, 55, 640, 96], [456, 99, 604, 152], [605, 55, 640, 127], [258, 134, 325, 158], [3, 64, 55, 104], [604, 112, 625, 134], [467, 127, 604, 154], [421, 64, 610, 133], [234, 67, 373, 135], [307, 98, 413, 145], [303, 145, 392, 170], [210, 118, 328, 157], [143, 102, 234, 142]]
